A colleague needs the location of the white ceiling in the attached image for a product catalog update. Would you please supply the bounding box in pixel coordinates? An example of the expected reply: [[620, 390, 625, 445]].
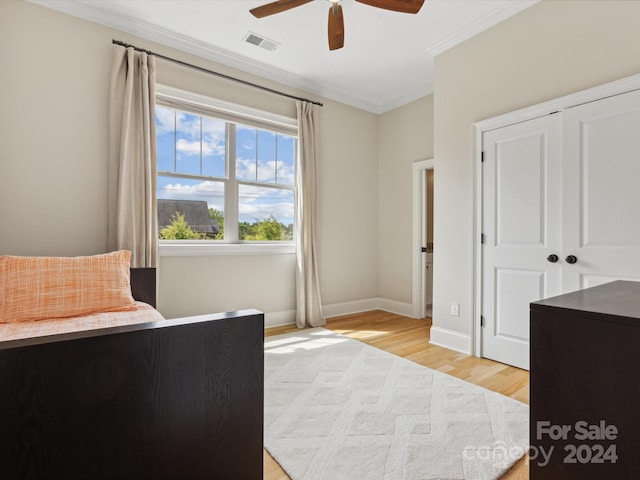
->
[[32, 0, 538, 113]]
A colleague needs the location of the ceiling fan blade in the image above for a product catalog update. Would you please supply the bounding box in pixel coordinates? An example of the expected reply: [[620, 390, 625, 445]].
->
[[355, 0, 425, 14], [328, 3, 345, 51], [250, 0, 312, 18]]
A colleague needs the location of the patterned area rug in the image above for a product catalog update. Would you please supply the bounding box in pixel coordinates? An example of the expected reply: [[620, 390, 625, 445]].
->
[[264, 328, 529, 480]]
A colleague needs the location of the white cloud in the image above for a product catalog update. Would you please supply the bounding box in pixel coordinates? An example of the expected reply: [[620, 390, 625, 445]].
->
[[155, 107, 175, 136], [239, 202, 294, 224], [236, 157, 294, 185], [160, 180, 223, 195], [202, 116, 225, 136], [275, 162, 294, 185], [156, 108, 226, 142], [239, 185, 294, 223], [240, 141, 255, 151], [176, 139, 201, 155], [158, 180, 225, 211], [236, 157, 257, 181], [158, 180, 294, 224], [176, 138, 225, 156]]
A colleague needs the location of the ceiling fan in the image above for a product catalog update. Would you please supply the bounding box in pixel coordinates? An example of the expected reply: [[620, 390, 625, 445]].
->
[[250, 0, 425, 51]]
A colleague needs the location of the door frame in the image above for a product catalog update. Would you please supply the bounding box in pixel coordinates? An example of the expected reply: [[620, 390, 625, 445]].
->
[[472, 73, 640, 357], [412, 158, 434, 319]]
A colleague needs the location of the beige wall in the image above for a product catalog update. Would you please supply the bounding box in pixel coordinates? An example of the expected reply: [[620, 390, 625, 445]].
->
[[378, 96, 434, 304], [0, 0, 382, 321], [433, 0, 640, 339]]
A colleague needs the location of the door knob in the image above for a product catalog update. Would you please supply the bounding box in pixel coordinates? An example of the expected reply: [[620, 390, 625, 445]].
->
[[565, 255, 578, 264], [547, 254, 559, 263]]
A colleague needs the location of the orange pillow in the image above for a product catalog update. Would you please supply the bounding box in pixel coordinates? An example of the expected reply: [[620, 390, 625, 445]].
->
[[0, 250, 137, 323]]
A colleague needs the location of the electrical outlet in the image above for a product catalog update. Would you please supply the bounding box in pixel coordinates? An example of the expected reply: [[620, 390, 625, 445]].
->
[[450, 303, 460, 316]]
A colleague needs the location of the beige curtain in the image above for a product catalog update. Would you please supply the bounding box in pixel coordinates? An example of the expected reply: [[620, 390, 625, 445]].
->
[[295, 101, 325, 328], [107, 46, 157, 268]]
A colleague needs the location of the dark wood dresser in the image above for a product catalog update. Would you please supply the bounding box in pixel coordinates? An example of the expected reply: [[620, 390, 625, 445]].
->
[[530, 281, 640, 479]]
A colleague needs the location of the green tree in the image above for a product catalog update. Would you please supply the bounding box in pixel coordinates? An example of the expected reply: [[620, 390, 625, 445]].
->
[[209, 208, 224, 239], [159, 212, 202, 240], [239, 221, 255, 240], [242, 214, 286, 241]]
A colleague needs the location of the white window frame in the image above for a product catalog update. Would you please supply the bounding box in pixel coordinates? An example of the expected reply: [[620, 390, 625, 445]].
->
[[155, 85, 298, 257]]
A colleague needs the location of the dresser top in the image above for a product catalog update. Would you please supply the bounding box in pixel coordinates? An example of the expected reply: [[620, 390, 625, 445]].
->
[[531, 280, 640, 326]]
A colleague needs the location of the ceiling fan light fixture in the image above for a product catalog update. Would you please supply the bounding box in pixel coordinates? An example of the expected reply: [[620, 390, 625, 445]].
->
[[250, 0, 424, 51], [328, 2, 344, 50]]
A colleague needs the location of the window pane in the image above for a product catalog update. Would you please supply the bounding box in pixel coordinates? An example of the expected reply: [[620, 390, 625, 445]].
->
[[202, 116, 226, 178], [157, 175, 224, 240], [175, 111, 201, 175], [238, 184, 294, 241], [236, 125, 257, 181], [277, 134, 295, 186], [257, 130, 276, 183], [156, 106, 175, 172]]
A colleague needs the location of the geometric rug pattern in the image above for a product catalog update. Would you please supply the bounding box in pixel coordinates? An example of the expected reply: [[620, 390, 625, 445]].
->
[[264, 328, 529, 480]]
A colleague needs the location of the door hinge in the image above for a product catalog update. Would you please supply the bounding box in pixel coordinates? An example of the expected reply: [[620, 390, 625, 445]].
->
[[421, 247, 427, 253], [481, 316, 485, 327], [481, 233, 485, 244], [481, 151, 485, 162]]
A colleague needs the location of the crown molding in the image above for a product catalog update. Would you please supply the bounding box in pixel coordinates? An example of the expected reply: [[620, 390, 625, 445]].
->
[[28, 1, 312, 89], [29, 0, 527, 113], [28, 0, 397, 113], [377, 83, 433, 114], [425, 0, 540, 57]]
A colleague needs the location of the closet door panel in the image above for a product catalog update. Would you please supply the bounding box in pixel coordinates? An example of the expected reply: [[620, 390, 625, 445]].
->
[[563, 89, 640, 291], [481, 114, 562, 370]]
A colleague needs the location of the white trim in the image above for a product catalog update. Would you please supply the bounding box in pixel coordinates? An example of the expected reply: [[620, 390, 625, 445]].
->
[[28, 0, 536, 114], [425, 1, 539, 57], [377, 298, 414, 318], [156, 84, 297, 131], [473, 122, 483, 358], [28, 0, 392, 113], [156, 84, 298, 255], [412, 159, 435, 319], [377, 82, 434, 114], [471, 72, 640, 360], [429, 326, 472, 355], [322, 298, 380, 319], [474, 73, 640, 132], [323, 297, 414, 320], [159, 243, 295, 256], [264, 309, 296, 328], [264, 297, 416, 329]]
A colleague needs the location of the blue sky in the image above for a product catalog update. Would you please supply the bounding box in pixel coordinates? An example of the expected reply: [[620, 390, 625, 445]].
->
[[155, 107, 295, 225]]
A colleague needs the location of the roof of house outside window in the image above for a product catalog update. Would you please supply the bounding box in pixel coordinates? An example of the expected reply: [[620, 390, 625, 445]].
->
[[157, 199, 219, 236]]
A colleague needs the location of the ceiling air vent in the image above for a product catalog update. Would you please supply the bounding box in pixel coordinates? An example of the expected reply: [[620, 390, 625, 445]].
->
[[243, 32, 279, 52]]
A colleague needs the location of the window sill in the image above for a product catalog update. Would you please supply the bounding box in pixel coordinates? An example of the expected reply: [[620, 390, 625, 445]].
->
[[159, 242, 296, 256]]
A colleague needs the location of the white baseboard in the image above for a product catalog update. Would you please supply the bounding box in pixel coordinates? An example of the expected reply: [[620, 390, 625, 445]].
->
[[376, 297, 414, 317], [323, 297, 413, 319], [429, 326, 472, 355], [263, 297, 414, 328], [264, 309, 296, 328], [322, 298, 380, 319]]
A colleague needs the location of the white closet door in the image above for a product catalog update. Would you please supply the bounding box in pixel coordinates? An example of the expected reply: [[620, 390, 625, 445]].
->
[[562, 89, 640, 291], [481, 114, 562, 370]]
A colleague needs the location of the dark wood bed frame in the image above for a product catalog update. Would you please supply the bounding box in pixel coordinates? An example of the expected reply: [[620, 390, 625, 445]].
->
[[0, 268, 264, 479]]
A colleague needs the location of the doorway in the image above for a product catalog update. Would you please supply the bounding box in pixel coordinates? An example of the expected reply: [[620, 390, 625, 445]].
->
[[412, 158, 435, 319], [424, 169, 434, 318]]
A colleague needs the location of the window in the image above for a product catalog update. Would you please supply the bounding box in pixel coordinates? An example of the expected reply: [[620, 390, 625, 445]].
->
[[154, 86, 297, 254]]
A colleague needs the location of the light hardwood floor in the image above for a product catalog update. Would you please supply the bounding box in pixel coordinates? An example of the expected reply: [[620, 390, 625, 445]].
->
[[263, 310, 530, 480]]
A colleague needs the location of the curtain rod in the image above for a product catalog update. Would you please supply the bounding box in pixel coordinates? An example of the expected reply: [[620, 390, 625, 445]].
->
[[112, 39, 323, 107]]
